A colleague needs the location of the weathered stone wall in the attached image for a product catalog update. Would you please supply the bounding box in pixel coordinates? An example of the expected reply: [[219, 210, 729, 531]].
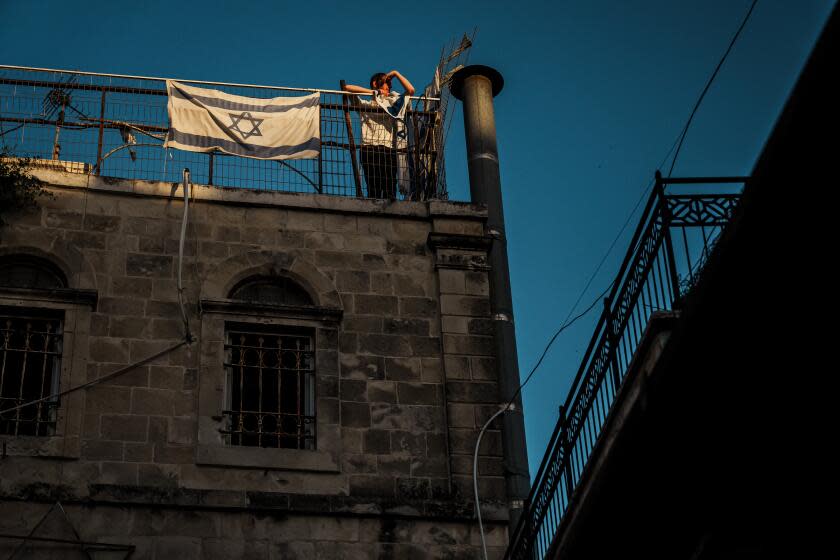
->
[[0, 500, 508, 559], [0, 170, 510, 558]]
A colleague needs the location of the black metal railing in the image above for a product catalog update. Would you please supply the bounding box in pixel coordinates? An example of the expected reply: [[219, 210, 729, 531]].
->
[[0, 65, 448, 199], [505, 174, 745, 560]]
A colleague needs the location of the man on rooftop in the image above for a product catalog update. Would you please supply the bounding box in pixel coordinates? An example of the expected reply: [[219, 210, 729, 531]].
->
[[342, 70, 415, 199]]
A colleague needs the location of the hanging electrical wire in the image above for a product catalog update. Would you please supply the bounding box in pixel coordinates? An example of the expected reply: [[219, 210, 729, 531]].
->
[[668, 0, 760, 176], [0, 169, 195, 422], [470, 3, 763, 542]]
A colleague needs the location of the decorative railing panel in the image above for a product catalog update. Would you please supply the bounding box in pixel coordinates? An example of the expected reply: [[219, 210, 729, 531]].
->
[[506, 175, 746, 560]]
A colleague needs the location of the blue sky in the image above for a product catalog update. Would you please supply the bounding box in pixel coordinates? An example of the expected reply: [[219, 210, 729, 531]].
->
[[1, 0, 834, 472]]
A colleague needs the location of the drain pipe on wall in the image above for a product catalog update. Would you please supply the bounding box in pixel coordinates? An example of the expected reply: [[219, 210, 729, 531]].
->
[[177, 168, 193, 341], [450, 66, 531, 533]]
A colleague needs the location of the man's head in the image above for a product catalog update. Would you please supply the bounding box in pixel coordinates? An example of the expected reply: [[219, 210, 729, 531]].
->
[[369, 72, 391, 94]]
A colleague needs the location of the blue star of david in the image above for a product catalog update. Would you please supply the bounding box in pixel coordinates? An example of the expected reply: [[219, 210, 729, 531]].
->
[[227, 111, 264, 140]]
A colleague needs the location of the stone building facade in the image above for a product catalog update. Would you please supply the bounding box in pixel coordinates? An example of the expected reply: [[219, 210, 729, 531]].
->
[[0, 168, 510, 559]]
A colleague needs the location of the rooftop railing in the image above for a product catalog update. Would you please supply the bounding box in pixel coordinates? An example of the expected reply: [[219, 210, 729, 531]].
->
[[0, 65, 448, 199], [505, 174, 745, 560]]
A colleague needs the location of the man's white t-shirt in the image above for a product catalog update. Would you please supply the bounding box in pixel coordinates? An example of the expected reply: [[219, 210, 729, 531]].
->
[[360, 92, 409, 148]]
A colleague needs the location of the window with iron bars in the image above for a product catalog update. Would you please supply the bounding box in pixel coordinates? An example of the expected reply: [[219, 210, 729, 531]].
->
[[0, 307, 63, 437], [222, 323, 315, 450]]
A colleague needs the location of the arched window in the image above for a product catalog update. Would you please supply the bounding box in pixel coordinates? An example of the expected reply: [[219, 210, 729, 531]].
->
[[0, 255, 67, 290], [223, 275, 315, 450], [0, 255, 66, 437], [228, 275, 313, 306]]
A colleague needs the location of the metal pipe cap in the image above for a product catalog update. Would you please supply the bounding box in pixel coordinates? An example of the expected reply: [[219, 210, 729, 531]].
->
[[450, 65, 505, 100]]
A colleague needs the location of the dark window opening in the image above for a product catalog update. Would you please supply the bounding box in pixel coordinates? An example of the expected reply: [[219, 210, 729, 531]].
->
[[0, 307, 63, 437], [222, 323, 315, 450], [229, 276, 313, 307], [0, 255, 68, 290]]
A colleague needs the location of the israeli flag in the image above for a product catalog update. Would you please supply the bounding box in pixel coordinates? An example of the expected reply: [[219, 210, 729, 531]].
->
[[164, 81, 320, 160]]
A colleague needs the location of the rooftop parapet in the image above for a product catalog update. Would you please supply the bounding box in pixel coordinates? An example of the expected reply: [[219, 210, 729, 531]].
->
[[0, 65, 449, 200]]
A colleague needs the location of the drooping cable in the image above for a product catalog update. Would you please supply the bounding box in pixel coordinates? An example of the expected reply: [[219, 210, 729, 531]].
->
[[0, 339, 189, 419], [471, 283, 611, 557], [79, 117, 166, 141], [506, 280, 614, 413], [473, 6, 761, 550], [471, 116, 690, 554], [668, 0, 760, 176], [0, 169, 196, 421], [471, 142, 680, 553], [497, 105, 689, 417]]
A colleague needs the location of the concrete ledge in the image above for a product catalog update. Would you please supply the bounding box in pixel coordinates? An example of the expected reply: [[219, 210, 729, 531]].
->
[[196, 444, 339, 473], [3, 484, 508, 523], [0, 286, 98, 310], [200, 298, 342, 323], [427, 232, 493, 252], [429, 200, 487, 218], [0, 434, 80, 460], [30, 168, 488, 220]]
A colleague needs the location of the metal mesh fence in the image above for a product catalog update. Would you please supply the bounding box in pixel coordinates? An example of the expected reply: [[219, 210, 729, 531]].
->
[[0, 66, 448, 199]]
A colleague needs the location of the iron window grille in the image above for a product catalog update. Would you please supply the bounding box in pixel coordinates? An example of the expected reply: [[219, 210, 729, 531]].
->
[[222, 323, 315, 450], [0, 308, 63, 437]]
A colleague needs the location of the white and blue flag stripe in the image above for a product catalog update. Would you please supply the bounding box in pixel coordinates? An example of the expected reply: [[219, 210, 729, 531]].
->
[[164, 81, 320, 160]]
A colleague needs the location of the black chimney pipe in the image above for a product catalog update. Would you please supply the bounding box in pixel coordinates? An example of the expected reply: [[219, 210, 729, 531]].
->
[[451, 65, 530, 531]]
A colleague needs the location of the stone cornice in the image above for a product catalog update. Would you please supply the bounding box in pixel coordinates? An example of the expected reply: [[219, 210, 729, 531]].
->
[[426, 232, 493, 252], [200, 298, 343, 322], [1, 484, 510, 524], [29, 168, 487, 221], [0, 286, 98, 309]]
